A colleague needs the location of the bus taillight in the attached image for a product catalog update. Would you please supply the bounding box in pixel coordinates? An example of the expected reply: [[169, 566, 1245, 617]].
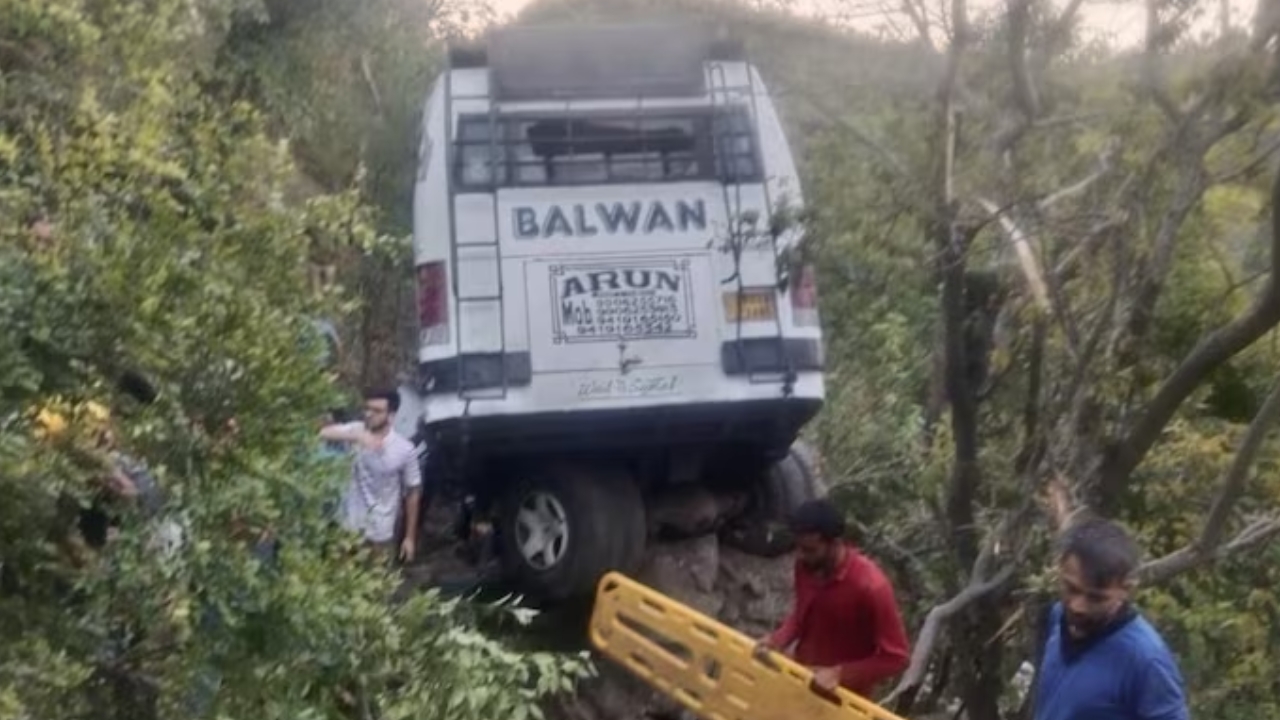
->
[[416, 261, 450, 346], [790, 263, 819, 328]]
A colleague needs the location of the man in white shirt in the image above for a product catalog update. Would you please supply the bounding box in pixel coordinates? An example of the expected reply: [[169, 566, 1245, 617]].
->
[[319, 388, 423, 563]]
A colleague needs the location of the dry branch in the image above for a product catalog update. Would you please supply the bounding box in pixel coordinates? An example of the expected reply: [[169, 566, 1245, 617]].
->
[[359, 52, 385, 121], [976, 198, 1050, 312], [882, 562, 1016, 705], [1139, 517, 1280, 586], [1035, 143, 1116, 212]]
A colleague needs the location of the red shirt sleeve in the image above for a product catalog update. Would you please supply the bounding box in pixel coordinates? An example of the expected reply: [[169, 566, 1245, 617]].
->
[[768, 563, 809, 650], [768, 608, 801, 649], [837, 576, 910, 693]]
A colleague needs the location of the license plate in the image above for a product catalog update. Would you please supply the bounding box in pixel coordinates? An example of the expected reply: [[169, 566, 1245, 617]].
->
[[723, 290, 777, 323]]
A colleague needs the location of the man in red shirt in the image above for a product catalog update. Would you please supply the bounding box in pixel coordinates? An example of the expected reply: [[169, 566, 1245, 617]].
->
[[754, 500, 911, 698]]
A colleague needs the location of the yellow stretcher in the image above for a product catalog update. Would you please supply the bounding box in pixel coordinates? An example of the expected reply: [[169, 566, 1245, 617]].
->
[[588, 571, 910, 720]]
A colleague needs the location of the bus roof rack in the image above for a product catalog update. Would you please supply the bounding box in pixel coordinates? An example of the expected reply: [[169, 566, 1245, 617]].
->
[[445, 22, 747, 99]]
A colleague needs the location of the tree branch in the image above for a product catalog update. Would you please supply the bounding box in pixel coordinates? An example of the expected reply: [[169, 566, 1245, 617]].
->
[[1007, 0, 1037, 118], [883, 559, 1016, 706], [975, 198, 1051, 312], [1135, 372, 1280, 585], [359, 52, 386, 122], [1143, 0, 1183, 123], [1097, 167, 1280, 503], [933, 0, 979, 571], [1213, 136, 1280, 184], [1035, 141, 1116, 212], [997, 0, 1039, 155], [1045, 0, 1088, 50], [1139, 516, 1280, 586], [1118, 154, 1207, 358], [902, 0, 938, 50], [888, 477, 1042, 710]]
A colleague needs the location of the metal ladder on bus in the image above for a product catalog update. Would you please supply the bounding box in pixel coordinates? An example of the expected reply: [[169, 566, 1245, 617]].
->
[[450, 71, 509, 403], [708, 62, 794, 395]]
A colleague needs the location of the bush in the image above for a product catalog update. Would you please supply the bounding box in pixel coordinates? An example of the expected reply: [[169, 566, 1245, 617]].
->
[[0, 1, 590, 717]]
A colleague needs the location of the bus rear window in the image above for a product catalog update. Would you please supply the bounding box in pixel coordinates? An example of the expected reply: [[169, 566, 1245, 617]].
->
[[453, 108, 759, 189]]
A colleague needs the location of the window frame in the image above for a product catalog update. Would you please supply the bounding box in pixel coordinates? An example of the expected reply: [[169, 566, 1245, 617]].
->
[[451, 106, 762, 191]]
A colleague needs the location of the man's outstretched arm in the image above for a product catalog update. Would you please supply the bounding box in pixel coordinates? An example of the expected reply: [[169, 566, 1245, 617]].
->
[[319, 422, 363, 443], [320, 422, 384, 451]]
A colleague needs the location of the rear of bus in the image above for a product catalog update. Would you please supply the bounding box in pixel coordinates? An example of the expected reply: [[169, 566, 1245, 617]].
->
[[412, 24, 824, 460]]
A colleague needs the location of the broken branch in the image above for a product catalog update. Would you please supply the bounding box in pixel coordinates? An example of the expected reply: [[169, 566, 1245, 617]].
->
[[1035, 142, 1116, 212], [975, 198, 1051, 312]]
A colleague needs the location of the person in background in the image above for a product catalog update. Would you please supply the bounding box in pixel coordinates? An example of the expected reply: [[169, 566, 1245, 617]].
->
[[319, 388, 422, 564], [1031, 516, 1189, 720], [36, 401, 171, 561], [35, 399, 173, 720], [754, 499, 910, 698]]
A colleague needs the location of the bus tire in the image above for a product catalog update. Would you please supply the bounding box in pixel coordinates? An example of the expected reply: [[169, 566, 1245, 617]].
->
[[761, 439, 827, 520], [496, 464, 641, 601], [605, 468, 648, 576]]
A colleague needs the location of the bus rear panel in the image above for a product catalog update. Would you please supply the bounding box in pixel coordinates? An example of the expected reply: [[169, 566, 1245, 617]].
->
[[412, 24, 823, 461]]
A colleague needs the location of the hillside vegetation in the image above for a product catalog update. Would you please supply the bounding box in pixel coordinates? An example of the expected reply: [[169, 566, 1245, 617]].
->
[[0, 1, 586, 718], [4, 0, 1280, 719], [519, 1, 1280, 718]]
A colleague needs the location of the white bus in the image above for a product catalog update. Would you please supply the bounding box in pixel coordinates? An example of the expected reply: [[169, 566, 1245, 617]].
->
[[412, 23, 826, 599]]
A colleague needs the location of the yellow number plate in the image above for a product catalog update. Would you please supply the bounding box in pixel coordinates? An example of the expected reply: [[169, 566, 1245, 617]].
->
[[723, 290, 778, 323]]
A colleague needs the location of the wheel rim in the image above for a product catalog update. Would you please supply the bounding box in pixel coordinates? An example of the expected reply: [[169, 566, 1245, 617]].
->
[[514, 490, 570, 570]]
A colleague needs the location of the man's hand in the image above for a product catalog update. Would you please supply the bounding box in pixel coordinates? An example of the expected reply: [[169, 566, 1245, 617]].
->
[[811, 666, 840, 692], [752, 637, 780, 664], [398, 535, 417, 563]]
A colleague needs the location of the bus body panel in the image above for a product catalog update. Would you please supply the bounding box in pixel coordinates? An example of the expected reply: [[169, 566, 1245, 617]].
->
[[412, 48, 823, 455]]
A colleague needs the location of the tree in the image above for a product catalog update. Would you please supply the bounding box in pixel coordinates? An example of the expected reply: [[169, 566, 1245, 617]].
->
[[0, 1, 588, 717], [796, 0, 1280, 716]]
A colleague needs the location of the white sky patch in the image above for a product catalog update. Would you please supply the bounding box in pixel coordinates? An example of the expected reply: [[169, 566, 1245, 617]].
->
[[486, 0, 1256, 48]]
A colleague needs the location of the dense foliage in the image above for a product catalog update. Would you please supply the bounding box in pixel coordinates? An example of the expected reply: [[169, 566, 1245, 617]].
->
[[520, 0, 1280, 717], [0, 1, 588, 718], [7, 0, 1280, 718], [795, 9, 1280, 720]]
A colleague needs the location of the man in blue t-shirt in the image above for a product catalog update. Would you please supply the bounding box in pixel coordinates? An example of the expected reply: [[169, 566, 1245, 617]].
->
[[1033, 516, 1190, 720]]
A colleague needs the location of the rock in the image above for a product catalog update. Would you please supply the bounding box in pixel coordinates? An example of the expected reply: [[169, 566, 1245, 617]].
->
[[637, 535, 723, 616], [716, 546, 794, 634]]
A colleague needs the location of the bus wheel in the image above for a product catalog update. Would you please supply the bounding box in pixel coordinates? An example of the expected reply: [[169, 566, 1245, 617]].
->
[[496, 464, 643, 601], [762, 438, 827, 519]]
